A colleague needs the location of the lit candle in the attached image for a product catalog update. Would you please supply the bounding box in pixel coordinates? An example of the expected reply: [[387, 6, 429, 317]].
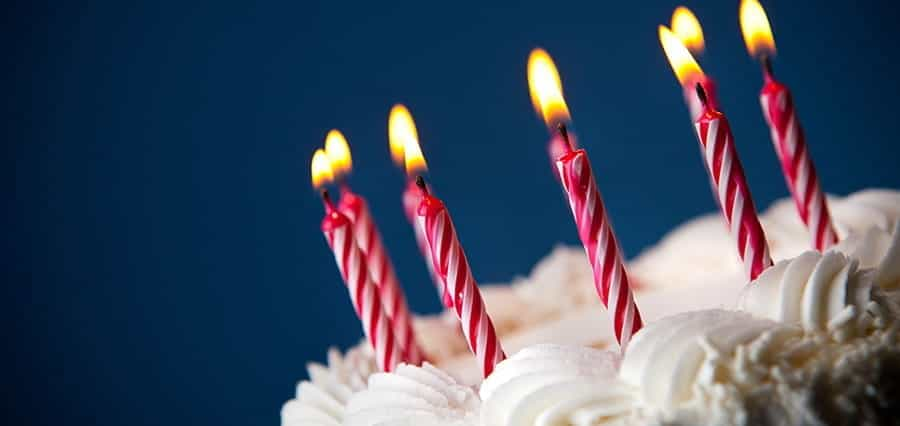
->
[[388, 104, 453, 308], [324, 130, 424, 365], [311, 150, 400, 372], [526, 50, 578, 164], [663, 7, 720, 120], [405, 151, 505, 377], [527, 48, 643, 350], [740, 0, 838, 251], [693, 84, 774, 281]]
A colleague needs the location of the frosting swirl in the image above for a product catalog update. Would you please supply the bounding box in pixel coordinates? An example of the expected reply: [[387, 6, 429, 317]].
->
[[737, 251, 873, 332], [619, 310, 795, 417], [480, 344, 632, 426], [281, 346, 377, 426], [344, 363, 479, 426]]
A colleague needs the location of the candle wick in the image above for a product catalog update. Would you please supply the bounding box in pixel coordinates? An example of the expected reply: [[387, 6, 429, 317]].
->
[[761, 55, 774, 79], [695, 82, 709, 108], [557, 123, 573, 152], [415, 175, 429, 195], [321, 189, 335, 210]]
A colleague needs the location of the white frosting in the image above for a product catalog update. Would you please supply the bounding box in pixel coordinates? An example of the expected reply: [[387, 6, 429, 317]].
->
[[630, 190, 900, 290], [281, 346, 377, 426], [344, 363, 479, 426], [620, 305, 899, 425], [619, 310, 795, 416], [834, 221, 900, 290], [480, 344, 631, 426], [737, 251, 872, 332]]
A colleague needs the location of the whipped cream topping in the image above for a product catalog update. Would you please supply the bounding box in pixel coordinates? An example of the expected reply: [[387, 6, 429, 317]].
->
[[620, 305, 900, 425], [834, 221, 900, 290], [344, 363, 479, 426], [619, 310, 794, 417], [281, 346, 377, 426], [480, 344, 632, 426], [737, 251, 873, 332]]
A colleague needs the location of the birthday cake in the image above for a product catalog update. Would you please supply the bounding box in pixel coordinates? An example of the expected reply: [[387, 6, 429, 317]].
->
[[281, 189, 900, 426]]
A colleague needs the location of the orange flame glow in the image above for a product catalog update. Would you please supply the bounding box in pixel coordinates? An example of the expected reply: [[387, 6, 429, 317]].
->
[[659, 25, 704, 86], [324, 129, 352, 178], [739, 0, 776, 58], [311, 148, 333, 189], [388, 104, 420, 168], [671, 6, 705, 53], [527, 48, 570, 127]]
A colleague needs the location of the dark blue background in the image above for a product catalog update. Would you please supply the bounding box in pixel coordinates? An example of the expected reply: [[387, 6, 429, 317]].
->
[[8, 0, 899, 424]]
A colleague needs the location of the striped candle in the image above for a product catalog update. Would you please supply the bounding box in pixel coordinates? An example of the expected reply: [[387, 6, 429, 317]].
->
[[415, 177, 505, 377], [320, 191, 400, 372], [339, 187, 424, 365], [554, 127, 643, 351], [693, 84, 773, 281], [759, 63, 837, 252], [402, 179, 452, 308]]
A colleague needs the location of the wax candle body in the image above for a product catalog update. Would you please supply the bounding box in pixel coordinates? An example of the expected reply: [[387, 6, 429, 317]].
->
[[402, 179, 452, 307], [555, 147, 643, 349], [760, 76, 837, 251], [417, 190, 505, 377], [339, 188, 423, 364], [694, 107, 773, 281], [321, 203, 400, 372]]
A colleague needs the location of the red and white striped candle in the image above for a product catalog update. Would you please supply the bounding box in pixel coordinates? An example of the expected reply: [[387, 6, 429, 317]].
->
[[554, 127, 643, 350], [402, 179, 452, 308], [759, 69, 837, 251], [415, 177, 505, 377], [740, 0, 837, 251], [528, 48, 643, 351], [693, 84, 773, 281], [320, 191, 400, 372], [340, 187, 424, 365]]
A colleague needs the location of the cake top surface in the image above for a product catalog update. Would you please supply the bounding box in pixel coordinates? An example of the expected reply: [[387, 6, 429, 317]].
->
[[283, 189, 900, 426]]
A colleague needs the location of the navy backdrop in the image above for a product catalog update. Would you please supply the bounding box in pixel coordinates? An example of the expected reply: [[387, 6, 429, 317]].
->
[[8, 0, 900, 424]]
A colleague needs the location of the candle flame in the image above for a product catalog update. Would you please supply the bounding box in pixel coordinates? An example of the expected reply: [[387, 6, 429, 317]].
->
[[403, 136, 427, 176], [659, 25, 705, 86], [324, 129, 352, 178], [739, 0, 776, 58], [671, 6, 704, 53], [311, 148, 333, 189], [388, 104, 420, 168], [527, 48, 570, 127]]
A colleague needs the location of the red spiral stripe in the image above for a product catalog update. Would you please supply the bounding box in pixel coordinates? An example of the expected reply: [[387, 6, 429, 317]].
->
[[323, 214, 400, 373], [556, 150, 643, 350], [760, 81, 837, 252], [418, 200, 505, 377], [695, 113, 774, 281]]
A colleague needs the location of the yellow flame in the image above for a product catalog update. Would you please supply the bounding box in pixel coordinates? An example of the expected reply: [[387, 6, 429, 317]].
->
[[388, 104, 419, 167], [739, 0, 776, 58], [403, 136, 427, 176], [527, 48, 570, 127], [659, 25, 705, 86], [311, 148, 333, 189], [671, 6, 705, 53], [324, 129, 352, 178]]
